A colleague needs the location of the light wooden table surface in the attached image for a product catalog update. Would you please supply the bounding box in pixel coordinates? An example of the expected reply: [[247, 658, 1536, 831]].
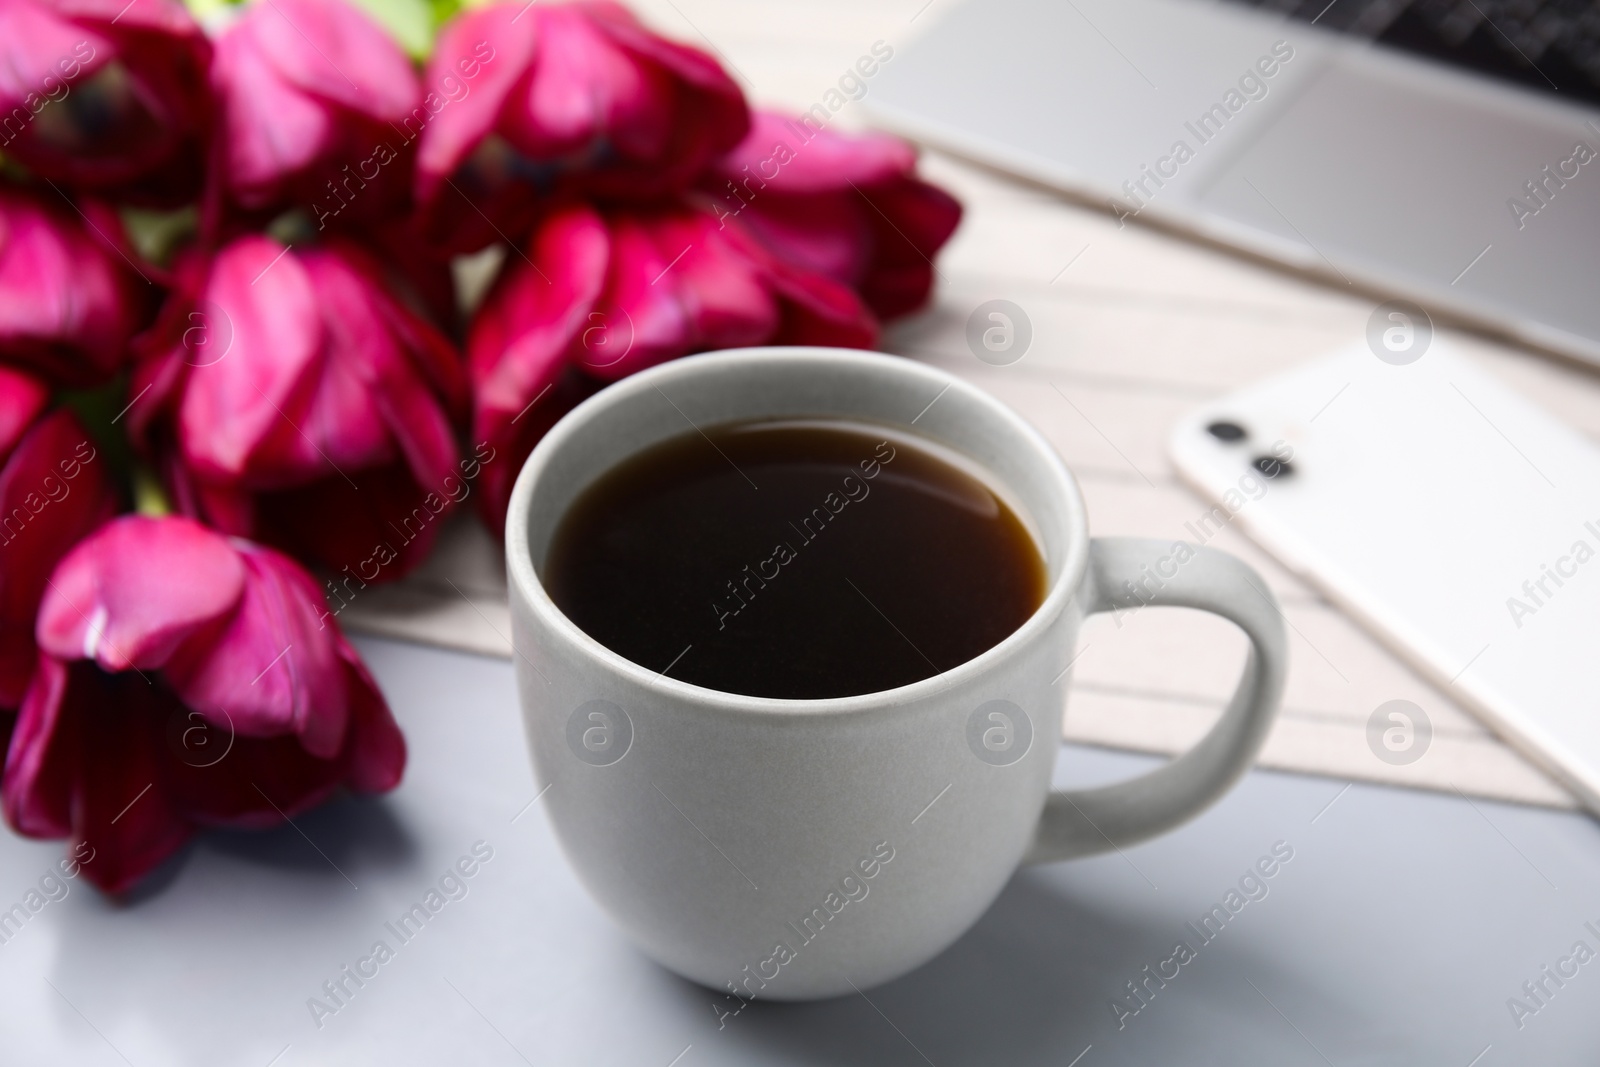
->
[[346, 0, 1600, 810]]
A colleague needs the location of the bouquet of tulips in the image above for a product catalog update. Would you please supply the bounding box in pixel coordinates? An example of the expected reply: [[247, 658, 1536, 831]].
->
[[0, 0, 960, 893]]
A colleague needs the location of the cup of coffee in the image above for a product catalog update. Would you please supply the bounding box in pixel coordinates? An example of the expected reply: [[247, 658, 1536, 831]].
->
[[506, 347, 1286, 1000]]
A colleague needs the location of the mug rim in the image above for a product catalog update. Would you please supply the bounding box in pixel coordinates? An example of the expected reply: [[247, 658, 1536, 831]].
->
[[505, 347, 1090, 715]]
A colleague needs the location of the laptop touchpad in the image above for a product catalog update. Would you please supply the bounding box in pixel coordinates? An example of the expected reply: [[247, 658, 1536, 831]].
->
[[1198, 56, 1600, 339]]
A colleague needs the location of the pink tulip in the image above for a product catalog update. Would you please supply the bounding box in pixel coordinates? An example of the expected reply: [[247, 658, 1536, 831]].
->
[[700, 111, 962, 320], [211, 0, 421, 226], [415, 0, 749, 252], [0, 365, 116, 710], [2, 515, 406, 893], [130, 235, 466, 582], [0, 185, 147, 386], [0, 0, 210, 204], [468, 200, 877, 530]]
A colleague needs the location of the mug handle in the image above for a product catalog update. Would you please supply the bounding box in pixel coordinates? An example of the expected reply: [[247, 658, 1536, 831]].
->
[[1024, 537, 1288, 865]]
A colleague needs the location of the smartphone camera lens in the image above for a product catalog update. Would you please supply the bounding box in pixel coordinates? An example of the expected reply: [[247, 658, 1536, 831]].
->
[[1206, 420, 1247, 443], [1252, 455, 1293, 478]]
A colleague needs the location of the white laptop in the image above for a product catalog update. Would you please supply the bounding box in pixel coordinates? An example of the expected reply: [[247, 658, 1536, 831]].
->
[[867, 0, 1600, 366]]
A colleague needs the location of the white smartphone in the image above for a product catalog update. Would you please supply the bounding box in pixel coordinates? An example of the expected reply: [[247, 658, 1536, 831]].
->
[[1169, 341, 1600, 813]]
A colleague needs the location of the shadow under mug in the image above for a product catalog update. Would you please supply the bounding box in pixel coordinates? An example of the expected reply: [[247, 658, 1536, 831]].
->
[[505, 347, 1287, 1000]]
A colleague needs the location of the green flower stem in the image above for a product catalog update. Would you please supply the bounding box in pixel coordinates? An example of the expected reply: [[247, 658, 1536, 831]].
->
[[132, 464, 173, 518]]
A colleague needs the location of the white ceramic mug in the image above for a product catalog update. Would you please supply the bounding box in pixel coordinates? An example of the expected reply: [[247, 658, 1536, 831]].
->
[[506, 348, 1287, 1000]]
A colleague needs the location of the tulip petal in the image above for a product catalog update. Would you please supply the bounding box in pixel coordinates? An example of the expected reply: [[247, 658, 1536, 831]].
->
[[583, 1, 744, 101], [720, 112, 913, 193], [163, 544, 349, 760], [591, 214, 693, 377], [666, 213, 778, 351], [55, 0, 200, 36], [415, 5, 538, 204], [0, 410, 116, 706], [244, 0, 419, 120], [857, 178, 963, 319], [0, 365, 50, 462], [350, 242, 466, 414], [0, 189, 138, 385], [729, 192, 869, 286], [703, 112, 962, 321], [0, 4, 110, 108], [509, 6, 669, 160], [165, 640, 405, 826], [179, 237, 321, 481], [469, 204, 609, 445], [372, 357, 458, 502], [35, 516, 246, 673], [189, 478, 257, 539], [3, 656, 75, 838], [570, 3, 747, 193], [166, 731, 343, 830], [763, 254, 880, 349], [300, 248, 455, 495], [275, 249, 397, 475], [474, 367, 596, 537], [64, 665, 194, 894], [215, 29, 334, 204], [336, 640, 405, 793], [581, 206, 788, 381], [5, 659, 193, 894]]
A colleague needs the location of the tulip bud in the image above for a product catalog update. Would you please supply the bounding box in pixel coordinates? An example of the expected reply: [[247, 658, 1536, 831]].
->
[[0, 186, 147, 386], [4, 515, 406, 894], [0, 0, 210, 204], [211, 0, 422, 225], [700, 111, 962, 320], [415, 1, 750, 252], [130, 235, 466, 580], [467, 200, 877, 532]]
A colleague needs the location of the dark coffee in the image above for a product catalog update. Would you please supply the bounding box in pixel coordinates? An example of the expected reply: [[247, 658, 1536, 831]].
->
[[543, 419, 1047, 699]]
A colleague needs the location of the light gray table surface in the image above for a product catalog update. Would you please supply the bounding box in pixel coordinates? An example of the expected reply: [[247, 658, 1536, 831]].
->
[[2, 635, 1596, 1066]]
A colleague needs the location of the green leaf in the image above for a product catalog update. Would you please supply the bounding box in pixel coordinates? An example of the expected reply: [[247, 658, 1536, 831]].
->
[[347, 0, 435, 58], [183, 0, 473, 57], [181, 0, 242, 22], [431, 0, 474, 27], [119, 205, 198, 270]]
